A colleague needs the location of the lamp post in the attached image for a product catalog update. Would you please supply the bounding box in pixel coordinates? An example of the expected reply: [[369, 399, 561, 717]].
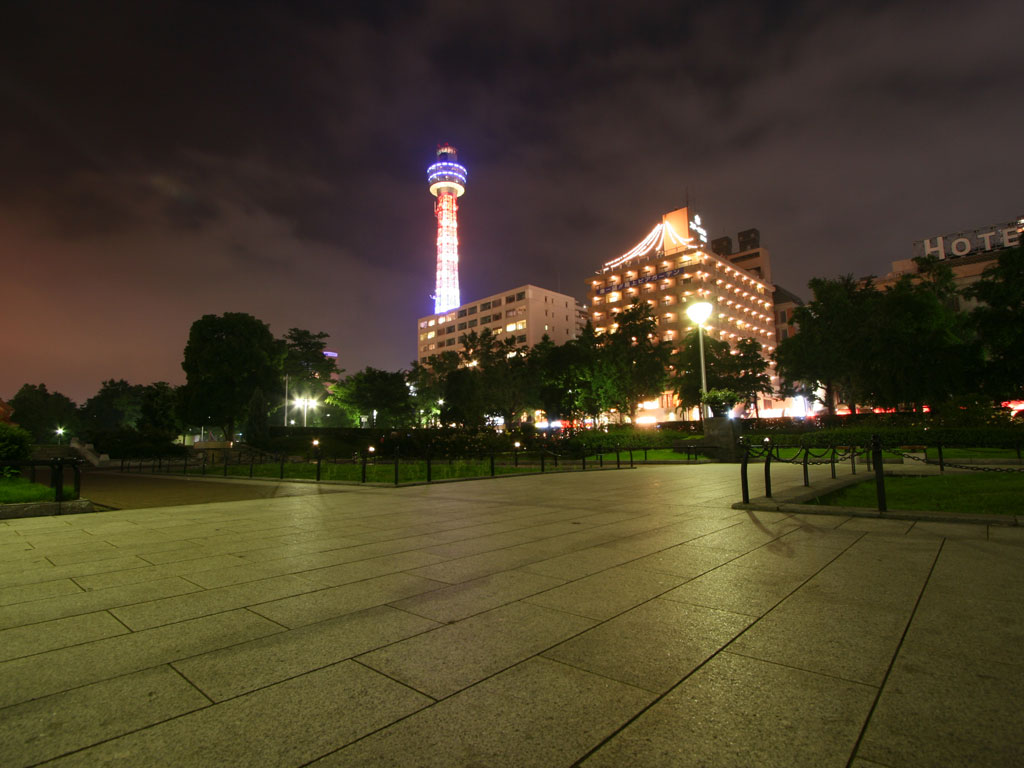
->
[[685, 301, 714, 420], [294, 397, 317, 427], [55, 427, 65, 445]]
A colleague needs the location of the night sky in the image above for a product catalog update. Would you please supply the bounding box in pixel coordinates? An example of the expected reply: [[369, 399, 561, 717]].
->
[[3, 0, 1022, 404]]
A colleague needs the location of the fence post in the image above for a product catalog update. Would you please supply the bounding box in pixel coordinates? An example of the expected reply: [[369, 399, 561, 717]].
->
[[361, 453, 367, 483], [249, 454, 255, 478], [202, 453, 207, 476], [315, 451, 322, 482], [616, 445, 621, 469], [872, 434, 887, 512], [830, 445, 837, 479], [426, 450, 432, 483], [394, 449, 400, 485], [937, 441, 944, 473], [802, 448, 809, 487], [52, 459, 64, 503], [763, 438, 773, 498], [72, 461, 81, 499], [581, 449, 586, 471], [629, 448, 634, 468], [644, 447, 648, 462], [741, 442, 750, 504], [183, 452, 188, 475], [223, 449, 229, 477], [489, 453, 495, 477], [541, 452, 546, 473], [850, 445, 856, 475]]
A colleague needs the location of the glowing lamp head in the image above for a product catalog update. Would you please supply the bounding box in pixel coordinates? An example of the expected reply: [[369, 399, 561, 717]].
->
[[686, 301, 713, 326]]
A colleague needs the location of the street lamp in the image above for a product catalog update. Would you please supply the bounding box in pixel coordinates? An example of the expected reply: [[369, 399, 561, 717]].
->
[[293, 397, 317, 427], [55, 427, 65, 445], [685, 301, 714, 420]]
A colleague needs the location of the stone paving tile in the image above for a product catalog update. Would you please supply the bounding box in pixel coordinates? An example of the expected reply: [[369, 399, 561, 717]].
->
[[0, 608, 282, 708], [0, 576, 201, 630], [0, 610, 129, 662], [0, 555, 152, 589], [302, 550, 448, 587], [544, 598, 753, 693], [0, 665, 209, 768], [728, 591, 917, 687], [70, 554, 252, 590], [519, 545, 645, 580], [174, 605, 439, 701], [391, 569, 565, 623], [0, 578, 82, 606], [581, 651, 877, 768], [421, 530, 542, 559], [906, 520, 990, 540], [524, 564, 685, 621], [728, 538, 847, 577], [661, 562, 809, 616], [855, 648, 1024, 768], [110, 574, 323, 630], [313, 657, 654, 768], [358, 601, 595, 699], [42, 661, 431, 768], [626, 542, 742, 578], [251, 572, 446, 628]]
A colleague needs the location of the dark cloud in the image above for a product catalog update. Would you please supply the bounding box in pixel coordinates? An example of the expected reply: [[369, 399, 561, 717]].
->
[[2, 0, 1022, 403]]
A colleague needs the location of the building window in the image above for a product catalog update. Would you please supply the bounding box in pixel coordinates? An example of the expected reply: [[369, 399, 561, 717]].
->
[[458, 322, 467, 330], [468, 318, 477, 327], [458, 309, 467, 318], [479, 314, 490, 323], [505, 295, 515, 304], [419, 321, 428, 329], [778, 310, 787, 323], [480, 301, 491, 310], [468, 305, 477, 315], [516, 291, 526, 301], [516, 320, 526, 330], [516, 334, 526, 343], [445, 325, 455, 334], [446, 338, 456, 346], [426, 331, 435, 339]]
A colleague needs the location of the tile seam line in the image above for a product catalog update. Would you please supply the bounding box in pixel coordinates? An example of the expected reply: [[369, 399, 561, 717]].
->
[[844, 536, 946, 768], [566, 528, 862, 767]]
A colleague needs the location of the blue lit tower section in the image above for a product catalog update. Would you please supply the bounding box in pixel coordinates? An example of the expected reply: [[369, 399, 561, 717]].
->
[[427, 144, 467, 314]]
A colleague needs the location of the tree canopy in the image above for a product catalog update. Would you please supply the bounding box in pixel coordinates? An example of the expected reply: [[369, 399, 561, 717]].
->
[[181, 313, 284, 440]]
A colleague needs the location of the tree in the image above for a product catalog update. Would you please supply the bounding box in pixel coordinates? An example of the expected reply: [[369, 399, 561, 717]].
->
[[181, 313, 284, 441], [331, 367, 413, 428], [408, 352, 460, 426], [243, 387, 271, 447], [137, 382, 182, 438], [731, 338, 774, 416], [774, 276, 875, 414], [81, 379, 146, 436], [964, 245, 1024, 403], [672, 329, 748, 417], [858, 276, 977, 410], [566, 322, 618, 425], [8, 384, 79, 443], [603, 301, 670, 421]]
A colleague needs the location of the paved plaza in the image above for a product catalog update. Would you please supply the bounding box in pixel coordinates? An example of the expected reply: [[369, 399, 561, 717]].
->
[[1, 463, 1022, 766]]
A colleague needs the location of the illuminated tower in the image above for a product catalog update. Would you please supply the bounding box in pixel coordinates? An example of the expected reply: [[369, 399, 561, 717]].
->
[[427, 144, 467, 314]]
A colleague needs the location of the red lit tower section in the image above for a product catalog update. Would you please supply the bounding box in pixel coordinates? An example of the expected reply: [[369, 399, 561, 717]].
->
[[427, 144, 467, 314]]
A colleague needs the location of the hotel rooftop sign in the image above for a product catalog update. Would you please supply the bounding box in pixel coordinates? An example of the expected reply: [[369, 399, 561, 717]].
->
[[913, 216, 1023, 260]]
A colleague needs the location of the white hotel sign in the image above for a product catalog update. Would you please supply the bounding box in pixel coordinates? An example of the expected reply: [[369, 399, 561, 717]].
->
[[913, 217, 1023, 260]]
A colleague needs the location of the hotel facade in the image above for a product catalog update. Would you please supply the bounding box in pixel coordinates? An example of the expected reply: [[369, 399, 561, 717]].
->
[[586, 206, 777, 421]]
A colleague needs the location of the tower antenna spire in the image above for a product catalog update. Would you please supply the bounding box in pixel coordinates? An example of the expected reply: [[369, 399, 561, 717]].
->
[[427, 144, 467, 313]]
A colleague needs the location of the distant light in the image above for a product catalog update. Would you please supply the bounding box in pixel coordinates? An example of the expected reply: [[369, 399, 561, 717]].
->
[[312, 439, 319, 446], [635, 415, 657, 425], [368, 446, 376, 453], [323, 351, 338, 358]]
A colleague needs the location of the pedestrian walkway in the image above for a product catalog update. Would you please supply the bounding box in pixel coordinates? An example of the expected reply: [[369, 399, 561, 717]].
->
[[0, 463, 1020, 766]]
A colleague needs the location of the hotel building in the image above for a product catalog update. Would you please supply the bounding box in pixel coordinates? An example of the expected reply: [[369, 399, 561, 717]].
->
[[416, 284, 584, 363], [586, 207, 776, 420]]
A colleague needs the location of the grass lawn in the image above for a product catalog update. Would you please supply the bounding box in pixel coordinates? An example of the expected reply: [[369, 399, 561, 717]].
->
[[0, 477, 77, 504], [922, 447, 1021, 460], [807, 473, 1024, 515]]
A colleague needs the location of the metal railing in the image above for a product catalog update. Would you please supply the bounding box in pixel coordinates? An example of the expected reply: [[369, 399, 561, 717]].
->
[[739, 435, 1024, 512], [2, 459, 83, 502], [117, 443, 709, 486]]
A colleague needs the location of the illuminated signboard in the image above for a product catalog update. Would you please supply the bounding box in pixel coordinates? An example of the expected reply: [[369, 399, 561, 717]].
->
[[689, 214, 708, 244], [913, 216, 1023, 260]]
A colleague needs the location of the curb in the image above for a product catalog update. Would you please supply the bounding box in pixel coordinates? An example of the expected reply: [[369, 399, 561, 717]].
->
[[0, 500, 96, 520]]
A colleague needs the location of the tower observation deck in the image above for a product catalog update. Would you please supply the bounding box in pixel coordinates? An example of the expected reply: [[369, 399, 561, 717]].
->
[[427, 144, 467, 314]]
